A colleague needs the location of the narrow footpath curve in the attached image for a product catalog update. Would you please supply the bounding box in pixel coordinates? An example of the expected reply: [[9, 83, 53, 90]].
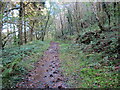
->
[[16, 42, 67, 88]]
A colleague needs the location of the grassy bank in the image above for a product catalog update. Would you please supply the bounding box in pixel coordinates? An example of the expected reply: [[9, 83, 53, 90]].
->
[[59, 43, 119, 88], [2, 40, 50, 88]]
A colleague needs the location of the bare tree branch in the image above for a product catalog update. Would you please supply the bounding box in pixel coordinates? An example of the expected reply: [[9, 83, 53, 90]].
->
[[4, 7, 20, 13], [2, 31, 17, 41], [4, 2, 30, 13]]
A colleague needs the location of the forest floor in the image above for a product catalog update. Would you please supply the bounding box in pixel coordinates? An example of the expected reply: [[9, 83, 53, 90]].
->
[[16, 42, 67, 88], [2, 27, 119, 88], [59, 28, 119, 88]]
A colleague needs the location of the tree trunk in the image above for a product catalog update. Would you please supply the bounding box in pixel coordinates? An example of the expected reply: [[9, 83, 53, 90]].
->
[[117, 2, 120, 25], [41, 32, 45, 41], [74, 2, 80, 34], [92, 3, 105, 31], [24, 20, 27, 43], [60, 14, 64, 36], [0, 2, 4, 49], [30, 21, 35, 41], [23, 5, 27, 44], [13, 24, 17, 45], [0, 23, 2, 50], [67, 9, 73, 35], [41, 14, 50, 41], [18, 1, 23, 45], [102, 2, 111, 27]]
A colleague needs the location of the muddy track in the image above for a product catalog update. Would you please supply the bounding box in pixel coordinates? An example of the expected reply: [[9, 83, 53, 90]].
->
[[16, 42, 67, 88]]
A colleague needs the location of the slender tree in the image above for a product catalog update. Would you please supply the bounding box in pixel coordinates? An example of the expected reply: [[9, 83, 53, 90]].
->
[[18, 1, 23, 45], [92, 3, 105, 31], [0, 2, 4, 49]]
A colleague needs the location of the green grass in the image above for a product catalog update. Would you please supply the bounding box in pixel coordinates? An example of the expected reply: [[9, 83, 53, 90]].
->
[[2, 40, 49, 88], [59, 43, 119, 88]]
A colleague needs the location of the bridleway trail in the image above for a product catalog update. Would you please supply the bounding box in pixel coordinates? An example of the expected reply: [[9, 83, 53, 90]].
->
[[16, 42, 67, 88]]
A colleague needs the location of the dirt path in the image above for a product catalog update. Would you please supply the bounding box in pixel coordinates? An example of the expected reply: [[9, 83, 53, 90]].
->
[[16, 42, 67, 88]]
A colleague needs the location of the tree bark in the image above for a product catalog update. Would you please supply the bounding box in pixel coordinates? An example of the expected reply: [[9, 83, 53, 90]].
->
[[67, 9, 73, 35], [102, 2, 111, 27], [74, 2, 80, 34], [13, 24, 17, 44], [0, 23, 2, 50], [41, 14, 50, 41], [23, 5, 27, 44], [60, 14, 64, 36], [24, 20, 27, 43], [18, 1, 23, 45], [0, 2, 4, 49], [30, 21, 35, 41], [92, 3, 105, 31]]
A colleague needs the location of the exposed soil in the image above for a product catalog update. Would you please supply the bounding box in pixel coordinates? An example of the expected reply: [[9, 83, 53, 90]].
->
[[16, 42, 67, 88]]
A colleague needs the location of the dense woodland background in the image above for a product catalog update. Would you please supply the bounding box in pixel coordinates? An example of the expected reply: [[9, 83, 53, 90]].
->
[[0, 1, 120, 88]]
